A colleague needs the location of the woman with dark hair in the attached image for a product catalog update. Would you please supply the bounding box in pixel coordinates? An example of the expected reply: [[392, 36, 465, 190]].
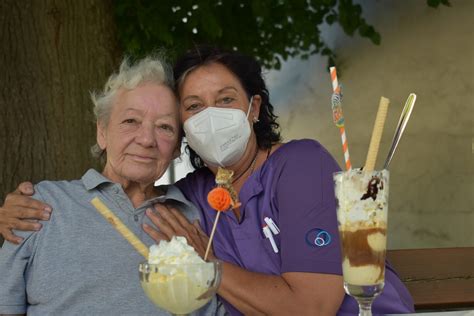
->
[[0, 46, 414, 315]]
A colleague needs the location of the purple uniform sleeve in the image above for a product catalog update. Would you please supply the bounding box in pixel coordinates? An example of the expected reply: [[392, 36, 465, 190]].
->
[[274, 140, 343, 274]]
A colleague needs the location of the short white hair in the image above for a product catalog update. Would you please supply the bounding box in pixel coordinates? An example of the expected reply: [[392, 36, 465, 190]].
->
[[90, 55, 174, 158]]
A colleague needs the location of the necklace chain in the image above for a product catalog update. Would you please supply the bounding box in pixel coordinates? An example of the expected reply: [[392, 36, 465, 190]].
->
[[232, 148, 259, 184]]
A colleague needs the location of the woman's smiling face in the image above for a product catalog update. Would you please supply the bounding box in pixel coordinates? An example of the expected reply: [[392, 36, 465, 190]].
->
[[98, 83, 180, 185]]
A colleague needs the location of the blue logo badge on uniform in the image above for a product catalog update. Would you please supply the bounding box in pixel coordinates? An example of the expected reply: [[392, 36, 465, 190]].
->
[[305, 228, 332, 247]]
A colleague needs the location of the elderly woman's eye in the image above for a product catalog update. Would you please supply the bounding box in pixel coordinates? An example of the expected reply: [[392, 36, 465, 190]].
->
[[122, 118, 136, 124], [158, 124, 174, 133]]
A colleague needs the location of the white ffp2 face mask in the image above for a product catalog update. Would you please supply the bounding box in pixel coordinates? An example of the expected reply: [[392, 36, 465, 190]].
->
[[183, 98, 253, 167]]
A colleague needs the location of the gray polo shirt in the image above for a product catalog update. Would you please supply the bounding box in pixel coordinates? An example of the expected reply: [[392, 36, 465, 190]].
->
[[0, 169, 223, 315]]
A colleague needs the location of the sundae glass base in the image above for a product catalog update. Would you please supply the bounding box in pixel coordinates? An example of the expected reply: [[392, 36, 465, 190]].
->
[[344, 283, 384, 316]]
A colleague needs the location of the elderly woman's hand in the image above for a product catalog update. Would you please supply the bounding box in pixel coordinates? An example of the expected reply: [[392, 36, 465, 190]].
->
[[0, 182, 52, 244], [143, 204, 215, 260]]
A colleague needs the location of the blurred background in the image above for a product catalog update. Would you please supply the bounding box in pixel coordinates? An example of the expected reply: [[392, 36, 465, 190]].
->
[[1, 0, 472, 249]]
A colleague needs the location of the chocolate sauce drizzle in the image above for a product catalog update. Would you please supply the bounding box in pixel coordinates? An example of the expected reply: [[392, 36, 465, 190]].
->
[[361, 176, 382, 201]]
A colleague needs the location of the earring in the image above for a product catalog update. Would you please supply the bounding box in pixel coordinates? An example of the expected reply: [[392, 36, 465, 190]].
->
[[253, 117, 260, 123]]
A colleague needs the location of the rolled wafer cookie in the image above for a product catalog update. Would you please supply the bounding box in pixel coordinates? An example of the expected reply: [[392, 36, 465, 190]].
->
[[364, 97, 390, 171], [91, 197, 149, 259]]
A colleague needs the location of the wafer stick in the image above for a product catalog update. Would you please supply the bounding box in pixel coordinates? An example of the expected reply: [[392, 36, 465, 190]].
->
[[91, 197, 149, 259], [364, 97, 390, 171]]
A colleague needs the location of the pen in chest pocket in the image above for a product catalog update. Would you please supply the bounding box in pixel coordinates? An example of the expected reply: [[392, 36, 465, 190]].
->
[[262, 225, 279, 253], [264, 217, 280, 235]]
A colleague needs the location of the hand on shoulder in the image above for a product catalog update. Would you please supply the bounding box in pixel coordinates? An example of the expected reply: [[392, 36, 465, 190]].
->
[[0, 182, 51, 244]]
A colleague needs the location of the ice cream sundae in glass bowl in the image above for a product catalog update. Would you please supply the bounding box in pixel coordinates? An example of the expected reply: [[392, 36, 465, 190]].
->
[[139, 236, 222, 316]]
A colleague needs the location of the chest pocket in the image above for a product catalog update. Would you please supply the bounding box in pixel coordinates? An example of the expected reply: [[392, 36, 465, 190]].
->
[[233, 233, 281, 274]]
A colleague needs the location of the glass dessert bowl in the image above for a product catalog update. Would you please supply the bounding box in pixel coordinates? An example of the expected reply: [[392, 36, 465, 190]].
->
[[139, 260, 222, 316]]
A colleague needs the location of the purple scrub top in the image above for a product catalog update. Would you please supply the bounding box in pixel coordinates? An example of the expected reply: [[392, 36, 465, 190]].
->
[[176, 139, 414, 316]]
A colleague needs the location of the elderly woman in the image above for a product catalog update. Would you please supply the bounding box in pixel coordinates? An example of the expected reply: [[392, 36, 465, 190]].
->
[[0, 56, 220, 315]]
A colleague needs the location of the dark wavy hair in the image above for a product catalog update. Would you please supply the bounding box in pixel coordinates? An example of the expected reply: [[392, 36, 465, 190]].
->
[[174, 45, 281, 169]]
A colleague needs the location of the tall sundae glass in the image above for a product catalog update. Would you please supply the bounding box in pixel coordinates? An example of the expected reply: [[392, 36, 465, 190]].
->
[[334, 169, 389, 316]]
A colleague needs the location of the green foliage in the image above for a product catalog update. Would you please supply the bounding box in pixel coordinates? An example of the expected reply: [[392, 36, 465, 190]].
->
[[114, 0, 449, 70], [427, 0, 451, 8]]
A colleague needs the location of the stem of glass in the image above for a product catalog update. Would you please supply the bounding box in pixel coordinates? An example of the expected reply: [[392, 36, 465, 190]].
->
[[356, 298, 374, 316]]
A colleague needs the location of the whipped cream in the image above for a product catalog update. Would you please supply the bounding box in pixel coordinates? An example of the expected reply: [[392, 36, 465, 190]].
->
[[334, 170, 389, 227], [148, 236, 204, 265]]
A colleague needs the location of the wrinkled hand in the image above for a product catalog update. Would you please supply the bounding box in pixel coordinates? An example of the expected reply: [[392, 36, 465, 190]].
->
[[0, 182, 52, 244], [143, 203, 215, 260]]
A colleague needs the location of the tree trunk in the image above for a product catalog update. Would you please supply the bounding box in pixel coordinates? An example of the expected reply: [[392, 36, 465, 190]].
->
[[0, 0, 120, 243]]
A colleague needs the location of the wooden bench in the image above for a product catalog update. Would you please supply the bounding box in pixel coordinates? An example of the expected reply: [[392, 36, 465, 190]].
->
[[387, 247, 474, 311]]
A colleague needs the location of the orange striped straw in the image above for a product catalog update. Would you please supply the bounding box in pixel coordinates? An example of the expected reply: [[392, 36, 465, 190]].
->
[[329, 67, 352, 171]]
